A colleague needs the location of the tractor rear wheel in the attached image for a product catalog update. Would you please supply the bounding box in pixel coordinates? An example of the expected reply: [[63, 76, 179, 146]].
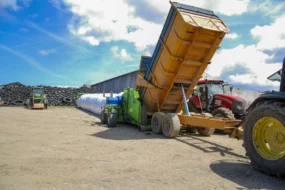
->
[[161, 113, 180, 138], [243, 101, 285, 177], [151, 112, 165, 134]]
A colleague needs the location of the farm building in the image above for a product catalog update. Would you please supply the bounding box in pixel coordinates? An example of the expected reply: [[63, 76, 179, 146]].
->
[[91, 70, 138, 93]]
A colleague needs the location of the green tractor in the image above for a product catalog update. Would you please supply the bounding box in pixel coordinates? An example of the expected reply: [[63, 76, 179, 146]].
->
[[27, 86, 48, 109], [242, 57, 285, 176]]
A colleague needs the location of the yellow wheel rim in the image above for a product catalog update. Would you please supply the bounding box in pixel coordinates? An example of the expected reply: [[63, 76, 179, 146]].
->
[[253, 117, 285, 160]]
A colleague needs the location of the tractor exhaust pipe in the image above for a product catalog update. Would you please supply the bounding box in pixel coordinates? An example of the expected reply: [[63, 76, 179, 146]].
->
[[280, 57, 285, 92]]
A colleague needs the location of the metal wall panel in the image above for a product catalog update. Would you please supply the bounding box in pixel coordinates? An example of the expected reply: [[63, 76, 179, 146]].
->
[[91, 71, 138, 93]]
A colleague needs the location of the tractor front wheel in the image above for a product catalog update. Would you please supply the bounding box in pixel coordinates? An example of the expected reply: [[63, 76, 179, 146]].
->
[[107, 113, 118, 127], [100, 110, 107, 124], [243, 101, 285, 177]]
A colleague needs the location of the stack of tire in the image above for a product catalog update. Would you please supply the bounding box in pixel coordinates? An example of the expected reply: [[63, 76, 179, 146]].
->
[[0, 82, 96, 106]]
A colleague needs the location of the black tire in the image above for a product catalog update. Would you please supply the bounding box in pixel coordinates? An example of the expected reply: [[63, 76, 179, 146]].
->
[[243, 101, 285, 177], [151, 112, 165, 134], [141, 105, 148, 126], [162, 113, 180, 138], [44, 103, 48, 109], [107, 113, 118, 127], [197, 127, 215, 136], [211, 107, 234, 133], [211, 107, 235, 119], [186, 127, 197, 133], [100, 110, 107, 124]]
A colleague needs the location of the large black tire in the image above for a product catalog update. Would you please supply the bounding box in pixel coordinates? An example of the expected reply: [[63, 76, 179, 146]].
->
[[107, 113, 118, 127], [211, 107, 234, 133], [243, 101, 285, 177], [151, 112, 165, 134], [100, 110, 107, 124], [162, 113, 180, 138], [211, 107, 235, 119]]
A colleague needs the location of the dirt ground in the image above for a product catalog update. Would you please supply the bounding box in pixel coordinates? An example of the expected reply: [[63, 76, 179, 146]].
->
[[0, 107, 284, 190]]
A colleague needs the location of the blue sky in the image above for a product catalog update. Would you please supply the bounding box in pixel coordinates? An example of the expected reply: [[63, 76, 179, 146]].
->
[[0, 0, 284, 91]]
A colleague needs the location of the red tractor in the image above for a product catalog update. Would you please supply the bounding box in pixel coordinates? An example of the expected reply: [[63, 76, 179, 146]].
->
[[188, 79, 246, 120]]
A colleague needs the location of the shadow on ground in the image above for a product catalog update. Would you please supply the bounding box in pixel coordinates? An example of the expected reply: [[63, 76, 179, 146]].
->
[[210, 159, 285, 189], [176, 133, 247, 159], [88, 123, 161, 140]]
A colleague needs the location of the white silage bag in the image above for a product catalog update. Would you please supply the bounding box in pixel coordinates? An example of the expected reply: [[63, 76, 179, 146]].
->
[[77, 93, 122, 115]]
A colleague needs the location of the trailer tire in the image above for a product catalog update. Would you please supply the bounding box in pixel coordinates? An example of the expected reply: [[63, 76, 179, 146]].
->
[[107, 113, 117, 128], [162, 113, 180, 138], [151, 112, 165, 134], [243, 101, 285, 177], [100, 110, 107, 124]]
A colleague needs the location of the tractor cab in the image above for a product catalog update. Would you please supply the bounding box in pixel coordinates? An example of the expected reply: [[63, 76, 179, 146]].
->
[[189, 79, 246, 119], [27, 87, 48, 109]]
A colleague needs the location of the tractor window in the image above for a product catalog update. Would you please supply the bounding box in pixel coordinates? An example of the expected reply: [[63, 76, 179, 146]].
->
[[208, 84, 224, 95], [33, 89, 43, 94]]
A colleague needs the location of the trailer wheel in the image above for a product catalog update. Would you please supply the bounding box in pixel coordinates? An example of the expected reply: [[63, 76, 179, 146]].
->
[[107, 113, 117, 127], [100, 110, 107, 124], [197, 127, 215, 136], [162, 113, 180, 138], [243, 101, 285, 177], [151, 112, 165, 134]]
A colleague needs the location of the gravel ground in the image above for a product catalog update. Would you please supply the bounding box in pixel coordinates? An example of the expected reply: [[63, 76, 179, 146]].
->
[[0, 107, 284, 190]]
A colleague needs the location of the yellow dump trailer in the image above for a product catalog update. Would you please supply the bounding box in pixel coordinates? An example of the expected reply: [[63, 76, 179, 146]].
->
[[136, 2, 242, 138]]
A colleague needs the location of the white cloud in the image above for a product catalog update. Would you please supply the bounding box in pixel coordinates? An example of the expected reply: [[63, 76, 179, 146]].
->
[[63, 0, 162, 51], [111, 46, 133, 62], [225, 33, 240, 39], [251, 14, 285, 51], [144, 0, 250, 16], [208, 44, 281, 87], [38, 49, 56, 56], [249, 0, 285, 16], [83, 36, 99, 46]]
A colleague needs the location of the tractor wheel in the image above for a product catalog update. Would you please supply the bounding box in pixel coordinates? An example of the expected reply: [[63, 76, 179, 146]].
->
[[107, 113, 117, 127], [161, 113, 180, 138], [197, 127, 215, 136], [211, 107, 235, 119], [100, 110, 107, 124], [211, 107, 234, 133], [151, 112, 165, 134], [243, 101, 285, 177]]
